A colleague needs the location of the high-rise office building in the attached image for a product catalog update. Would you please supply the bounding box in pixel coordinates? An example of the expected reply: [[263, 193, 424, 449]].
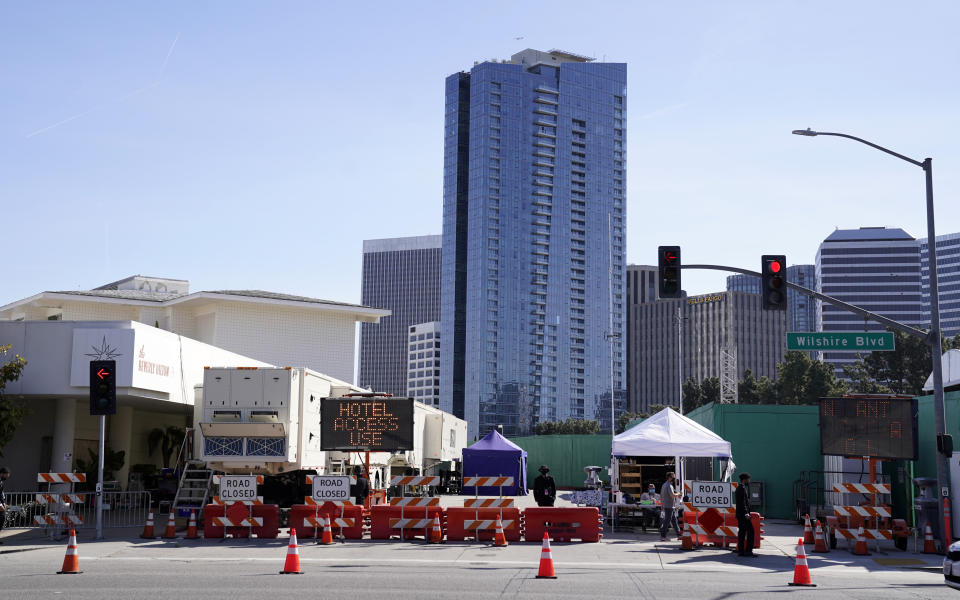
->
[[359, 236, 442, 397], [815, 227, 923, 378], [787, 265, 817, 333], [629, 291, 786, 414], [441, 49, 627, 438], [626, 265, 660, 415], [726, 265, 817, 333], [407, 322, 441, 407], [920, 231, 960, 338]]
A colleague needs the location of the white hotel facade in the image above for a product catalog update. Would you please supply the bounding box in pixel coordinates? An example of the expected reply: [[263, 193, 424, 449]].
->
[[0, 275, 389, 492]]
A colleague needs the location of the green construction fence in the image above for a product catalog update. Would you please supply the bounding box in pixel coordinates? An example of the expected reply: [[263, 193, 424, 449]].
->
[[509, 433, 613, 489]]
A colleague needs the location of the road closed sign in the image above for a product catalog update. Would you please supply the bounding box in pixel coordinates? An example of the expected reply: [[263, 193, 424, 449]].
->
[[312, 475, 351, 503], [219, 476, 259, 501], [690, 481, 732, 509]]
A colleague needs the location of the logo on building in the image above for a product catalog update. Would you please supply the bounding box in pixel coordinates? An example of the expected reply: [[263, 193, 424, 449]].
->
[[136, 344, 171, 378], [84, 336, 123, 360]]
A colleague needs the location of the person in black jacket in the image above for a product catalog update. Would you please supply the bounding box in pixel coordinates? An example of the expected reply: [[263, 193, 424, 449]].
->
[[350, 466, 370, 507], [735, 472, 756, 557], [0, 466, 10, 543], [533, 465, 556, 507]]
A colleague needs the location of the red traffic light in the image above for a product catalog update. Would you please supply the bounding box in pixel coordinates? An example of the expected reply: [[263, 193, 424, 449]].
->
[[769, 260, 782, 274]]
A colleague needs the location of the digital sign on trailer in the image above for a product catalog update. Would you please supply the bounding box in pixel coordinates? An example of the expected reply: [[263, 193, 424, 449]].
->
[[819, 396, 918, 460], [320, 397, 414, 451]]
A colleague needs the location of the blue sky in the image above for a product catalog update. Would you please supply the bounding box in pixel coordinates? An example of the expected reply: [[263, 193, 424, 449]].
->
[[2, 1, 958, 308]]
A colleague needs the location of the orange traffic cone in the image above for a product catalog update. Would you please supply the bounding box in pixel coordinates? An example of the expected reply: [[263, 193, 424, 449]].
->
[[279, 528, 303, 574], [535, 532, 557, 579], [923, 524, 938, 554], [139, 510, 156, 539], [812, 520, 829, 553], [319, 515, 334, 545], [185, 510, 199, 539], [492, 517, 507, 547], [802, 514, 814, 544], [680, 519, 696, 551], [57, 529, 82, 574], [163, 512, 177, 539], [852, 526, 871, 556], [429, 515, 444, 544], [787, 538, 816, 587]]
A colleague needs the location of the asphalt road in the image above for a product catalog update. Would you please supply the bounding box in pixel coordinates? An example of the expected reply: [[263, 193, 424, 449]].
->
[[0, 530, 952, 600]]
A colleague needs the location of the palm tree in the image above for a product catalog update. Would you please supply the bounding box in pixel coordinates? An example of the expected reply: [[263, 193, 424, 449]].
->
[[148, 426, 185, 468]]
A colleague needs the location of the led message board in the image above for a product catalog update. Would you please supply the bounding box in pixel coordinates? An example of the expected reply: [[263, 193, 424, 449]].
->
[[819, 396, 918, 460], [320, 397, 414, 451]]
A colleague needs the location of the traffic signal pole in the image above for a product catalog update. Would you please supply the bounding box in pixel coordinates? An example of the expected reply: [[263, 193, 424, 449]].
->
[[680, 261, 947, 549], [97, 414, 105, 539], [683, 264, 928, 342]]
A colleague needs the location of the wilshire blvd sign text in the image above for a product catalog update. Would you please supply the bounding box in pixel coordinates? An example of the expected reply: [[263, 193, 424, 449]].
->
[[786, 332, 895, 352]]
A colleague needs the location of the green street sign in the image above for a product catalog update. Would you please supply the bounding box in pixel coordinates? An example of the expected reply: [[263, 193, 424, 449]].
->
[[786, 332, 895, 352]]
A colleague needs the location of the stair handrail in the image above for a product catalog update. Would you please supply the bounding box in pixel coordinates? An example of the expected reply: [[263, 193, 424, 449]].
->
[[173, 427, 195, 476]]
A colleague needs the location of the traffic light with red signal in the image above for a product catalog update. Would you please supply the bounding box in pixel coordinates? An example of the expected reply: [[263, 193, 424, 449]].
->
[[658, 246, 682, 298], [761, 255, 787, 310], [89, 360, 117, 415]]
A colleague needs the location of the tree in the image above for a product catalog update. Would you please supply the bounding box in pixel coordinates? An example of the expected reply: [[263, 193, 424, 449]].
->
[[682, 377, 703, 413], [775, 352, 811, 405], [807, 358, 847, 399], [534, 418, 600, 435], [148, 426, 186, 468], [75, 447, 126, 485], [701, 377, 721, 405], [616, 405, 680, 433], [0, 344, 28, 457], [616, 412, 644, 434], [844, 331, 960, 396], [736, 352, 844, 406], [842, 361, 891, 394], [738, 369, 760, 404]]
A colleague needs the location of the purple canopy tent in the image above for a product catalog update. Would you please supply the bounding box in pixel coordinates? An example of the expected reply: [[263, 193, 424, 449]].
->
[[461, 430, 528, 496]]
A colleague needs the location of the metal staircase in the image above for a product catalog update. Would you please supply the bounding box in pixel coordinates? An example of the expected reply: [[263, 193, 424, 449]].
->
[[172, 460, 214, 515]]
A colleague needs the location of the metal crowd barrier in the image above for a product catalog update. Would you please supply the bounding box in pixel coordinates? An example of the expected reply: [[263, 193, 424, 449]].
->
[[2, 490, 152, 530]]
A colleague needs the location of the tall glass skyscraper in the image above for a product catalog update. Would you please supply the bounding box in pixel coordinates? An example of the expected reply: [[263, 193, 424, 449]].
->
[[920, 231, 960, 338], [815, 227, 923, 378], [359, 235, 442, 397], [441, 49, 627, 438]]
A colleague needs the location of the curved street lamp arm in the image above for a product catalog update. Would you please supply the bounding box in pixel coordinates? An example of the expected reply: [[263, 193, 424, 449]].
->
[[806, 131, 924, 168]]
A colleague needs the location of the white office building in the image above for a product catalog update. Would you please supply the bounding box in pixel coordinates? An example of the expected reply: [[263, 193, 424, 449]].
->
[[407, 321, 440, 407]]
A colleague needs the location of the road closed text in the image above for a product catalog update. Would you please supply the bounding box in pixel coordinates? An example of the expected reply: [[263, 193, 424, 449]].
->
[[690, 481, 732, 509]]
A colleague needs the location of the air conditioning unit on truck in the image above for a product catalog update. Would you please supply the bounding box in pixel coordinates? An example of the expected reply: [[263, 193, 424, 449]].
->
[[194, 367, 467, 506]]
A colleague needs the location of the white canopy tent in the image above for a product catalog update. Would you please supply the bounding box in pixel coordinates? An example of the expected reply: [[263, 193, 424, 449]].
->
[[610, 408, 734, 499], [612, 407, 732, 458]]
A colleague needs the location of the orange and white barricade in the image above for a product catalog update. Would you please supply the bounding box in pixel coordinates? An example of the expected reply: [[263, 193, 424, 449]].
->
[[35, 473, 86, 531], [389, 476, 440, 487], [464, 498, 514, 508]]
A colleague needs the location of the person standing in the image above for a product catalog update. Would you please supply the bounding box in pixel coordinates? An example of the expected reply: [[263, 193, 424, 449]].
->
[[736, 472, 756, 557], [350, 466, 370, 507], [533, 465, 556, 507], [0, 466, 10, 543], [658, 471, 682, 541]]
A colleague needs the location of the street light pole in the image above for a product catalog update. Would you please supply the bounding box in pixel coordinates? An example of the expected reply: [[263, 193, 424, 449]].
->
[[793, 128, 949, 548]]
